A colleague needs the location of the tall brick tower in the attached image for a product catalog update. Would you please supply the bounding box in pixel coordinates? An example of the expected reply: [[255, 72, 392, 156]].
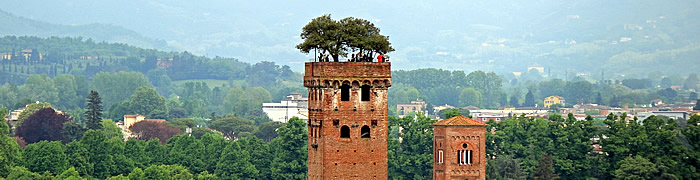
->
[[304, 61, 391, 179], [432, 115, 487, 180]]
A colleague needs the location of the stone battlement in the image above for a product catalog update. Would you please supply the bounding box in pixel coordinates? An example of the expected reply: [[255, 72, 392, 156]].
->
[[304, 62, 391, 88]]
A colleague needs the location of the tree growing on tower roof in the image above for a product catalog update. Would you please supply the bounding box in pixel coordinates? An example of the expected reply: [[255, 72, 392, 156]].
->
[[296, 14, 394, 62], [85, 90, 103, 130]]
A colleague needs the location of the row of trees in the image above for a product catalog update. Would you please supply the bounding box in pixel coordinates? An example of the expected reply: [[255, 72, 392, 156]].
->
[[390, 69, 505, 114], [0, 115, 308, 179], [486, 114, 700, 179]]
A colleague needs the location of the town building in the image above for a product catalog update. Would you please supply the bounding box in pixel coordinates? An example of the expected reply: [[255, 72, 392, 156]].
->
[[304, 61, 391, 179], [636, 111, 690, 122], [544, 96, 565, 108], [433, 115, 487, 180], [117, 114, 165, 140], [0, 49, 43, 61], [262, 94, 309, 123], [396, 99, 427, 118]]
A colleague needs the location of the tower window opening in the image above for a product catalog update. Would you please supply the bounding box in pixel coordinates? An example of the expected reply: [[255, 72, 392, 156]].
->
[[457, 150, 473, 165], [341, 84, 351, 101], [361, 125, 370, 138], [438, 150, 444, 164], [340, 125, 350, 138], [361, 85, 371, 101]]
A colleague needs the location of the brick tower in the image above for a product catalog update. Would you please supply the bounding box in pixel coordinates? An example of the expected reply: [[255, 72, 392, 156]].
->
[[304, 62, 391, 179], [432, 115, 487, 180]]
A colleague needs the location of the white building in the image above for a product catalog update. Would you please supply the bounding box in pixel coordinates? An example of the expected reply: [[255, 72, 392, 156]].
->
[[262, 94, 309, 123]]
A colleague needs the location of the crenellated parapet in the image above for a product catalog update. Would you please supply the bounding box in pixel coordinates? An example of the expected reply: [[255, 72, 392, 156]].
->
[[304, 62, 391, 88]]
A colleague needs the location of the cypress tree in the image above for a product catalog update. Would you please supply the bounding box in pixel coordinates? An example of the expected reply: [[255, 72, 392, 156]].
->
[[524, 90, 535, 107], [85, 90, 103, 130]]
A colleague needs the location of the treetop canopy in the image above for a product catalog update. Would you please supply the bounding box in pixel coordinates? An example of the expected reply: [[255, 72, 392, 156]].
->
[[296, 14, 394, 61]]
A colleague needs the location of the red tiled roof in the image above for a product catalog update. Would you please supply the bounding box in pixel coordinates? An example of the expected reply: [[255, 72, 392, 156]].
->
[[145, 119, 166, 123], [124, 114, 138, 118], [433, 115, 486, 126]]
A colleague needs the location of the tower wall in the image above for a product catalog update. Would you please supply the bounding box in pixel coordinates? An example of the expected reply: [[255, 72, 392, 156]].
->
[[433, 125, 487, 180], [305, 62, 391, 179]]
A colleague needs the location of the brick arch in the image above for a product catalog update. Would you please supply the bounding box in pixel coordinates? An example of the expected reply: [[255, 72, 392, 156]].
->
[[352, 80, 360, 88], [363, 80, 373, 87], [453, 141, 476, 151]]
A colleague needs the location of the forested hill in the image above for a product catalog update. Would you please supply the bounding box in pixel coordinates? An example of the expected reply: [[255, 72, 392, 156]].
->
[[0, 35, 296, 83], [0, 10, 168, 50]]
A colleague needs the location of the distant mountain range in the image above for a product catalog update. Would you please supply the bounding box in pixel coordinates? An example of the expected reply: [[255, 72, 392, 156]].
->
[[1, 0, 699, 77], [0, 10, 170, 51]]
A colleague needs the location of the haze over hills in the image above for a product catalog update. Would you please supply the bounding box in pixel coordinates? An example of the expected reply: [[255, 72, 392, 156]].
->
[[0, 10, 169, 51], [1, 0, 699, 77]]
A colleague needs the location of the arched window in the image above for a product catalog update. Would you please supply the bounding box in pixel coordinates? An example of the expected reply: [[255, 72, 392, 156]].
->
[[340, 125, 350, 138], [361, 125, 370, 138], [361, 85, 371, 101], [341, 84, 351, 101], [457, 143, 473, 165]]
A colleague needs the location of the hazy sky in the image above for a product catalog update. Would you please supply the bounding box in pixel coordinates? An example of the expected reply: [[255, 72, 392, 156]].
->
[[1, 0, 698, 74]]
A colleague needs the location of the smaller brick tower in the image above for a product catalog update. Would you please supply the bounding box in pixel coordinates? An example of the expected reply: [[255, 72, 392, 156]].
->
[[432, 115, 487, 180]]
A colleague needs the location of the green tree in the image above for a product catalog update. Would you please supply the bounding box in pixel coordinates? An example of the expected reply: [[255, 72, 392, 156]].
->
[[53, 74, 80, 110], [15, 101, 51, 128], [0, 126, 22, 177], [24, 141, 69, 174], [388, 114, 435, 179], [143, 164, 193, 180], [239, 136, 273, 179], [215, 141, 258, 179], [197, 170, 219, 180], [62, 121, 87, 143], [65, 141, 93, 177], [254, 121, 283, 142], [565, 80, 594, 104], [22, 74, 59, 105], [85, 90, 104, 130], [524, 90, 536, 107], [90, 71, 152, 108], [209, 116, 256, 140], [296, 15, 393, 61], [200, 133, 227, 173], [270, 117, 307, 179], [466, 71, 504, 108], [127, 86, 168, 119], [57, 167, 82, 180], [534, 153, 559, 180], [167, 135, 205, 173], [486, 155, 526, 180], [165, 118, 195, 132], [459, 87, 482, 107], [222, 87, 244, 115], [80, 130, 115, 179], [101, 119, 123, 140], [613, 156, 658, 180], [128, 167, 145, 180], [6, 166, 42, 180], [510, 95, 520, 107]]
